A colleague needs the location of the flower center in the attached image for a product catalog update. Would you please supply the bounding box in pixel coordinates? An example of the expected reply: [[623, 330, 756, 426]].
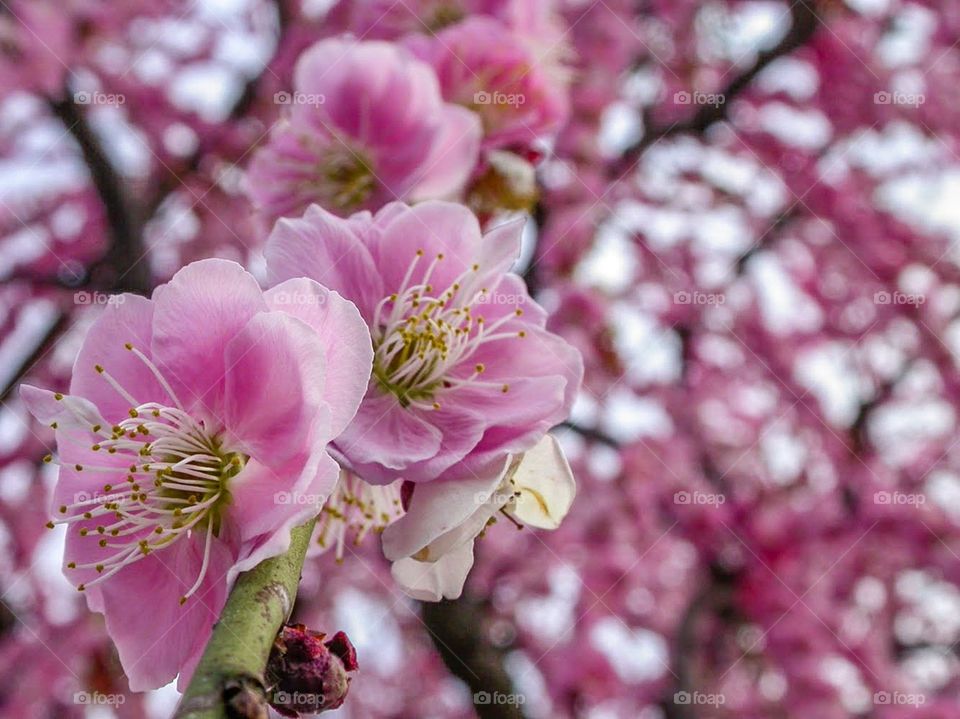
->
[[370, 249, 525, 410], [424, 3, 465, 31], [49, 344, 248, 604], [315, 145, 375, 211]]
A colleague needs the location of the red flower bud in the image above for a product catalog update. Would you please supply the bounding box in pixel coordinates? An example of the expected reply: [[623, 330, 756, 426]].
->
[[266, 624, 358, 716]]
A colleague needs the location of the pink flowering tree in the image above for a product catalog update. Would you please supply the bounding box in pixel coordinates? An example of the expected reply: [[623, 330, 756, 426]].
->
[[4, 1, 960, 718]]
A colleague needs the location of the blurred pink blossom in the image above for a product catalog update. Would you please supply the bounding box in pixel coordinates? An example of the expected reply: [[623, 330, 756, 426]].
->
[[247, 38, 481, 222]]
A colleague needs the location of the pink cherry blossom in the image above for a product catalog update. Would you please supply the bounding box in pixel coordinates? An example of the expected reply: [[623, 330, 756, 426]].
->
[[266, 200, 582, 485], [20, 258, 372, 691], [246, 38, 481, 222], [404, 16, 570, 149]]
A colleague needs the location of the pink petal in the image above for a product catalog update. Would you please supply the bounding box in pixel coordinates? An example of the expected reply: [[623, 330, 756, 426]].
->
[[382, 404, 487, 483], [222, 312, 327, 464], [265, 278, 373, 438], [20, 385, 104, 432], [475, 216, 526, 280], [231, 451, 340, 578], [410, 105, 482, 200], [69, 294, 169, 421], [152, 259, 267, 418], [265, 208, 383, 320], [226, 439, 338, 553], [333, 392, 443, 484], [100, 535, 232, 691], [371, 201, 484, 296]]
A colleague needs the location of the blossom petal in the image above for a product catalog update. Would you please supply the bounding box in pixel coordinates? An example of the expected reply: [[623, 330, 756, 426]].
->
[[390, 540, 475, 601], [20, 385, 105, 432], [100, 535, 231, 692], [506, 434, 576, 530], [227, 443, 339, 562], [381, 456, 508, 561], [372, 201, 484, 295], [223, 311, 326, 464], [474, 215, 525, 281], [70, 294, 169, 421], [151, 259, 267, 417], [410, 105, 482, 200], [265, 278, 373, 438], [265, 208, 383, 319], [333, 392, 443, 483]]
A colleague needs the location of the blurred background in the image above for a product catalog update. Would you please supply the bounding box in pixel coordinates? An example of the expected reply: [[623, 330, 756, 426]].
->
[[2, 0, 960, 717]]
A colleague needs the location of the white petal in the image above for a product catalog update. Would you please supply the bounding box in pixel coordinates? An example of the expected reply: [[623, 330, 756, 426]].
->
[[380, 456, 509, 561], [390, 541, 475, 601], [506, 434, 576, 530]]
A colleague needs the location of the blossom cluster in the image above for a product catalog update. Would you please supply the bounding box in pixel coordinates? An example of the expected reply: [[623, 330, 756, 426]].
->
[[7, 0, 960, 717], [16, 1, 581, 694]]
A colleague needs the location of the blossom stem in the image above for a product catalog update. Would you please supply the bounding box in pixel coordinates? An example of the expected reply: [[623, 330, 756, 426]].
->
[[174, 519, 317, 719]]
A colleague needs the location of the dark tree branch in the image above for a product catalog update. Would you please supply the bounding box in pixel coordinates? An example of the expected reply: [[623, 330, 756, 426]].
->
[[0, 312, 68, 404], [559, 420, 620, 448], [145, 0, 291, 219], [616, 1, 820, 172], [2, 92, 151, 401], [733, 208, 801, 275], [420, 597, 525, 719], [49, 93, 151, 294], [661, 564, 737, 719]]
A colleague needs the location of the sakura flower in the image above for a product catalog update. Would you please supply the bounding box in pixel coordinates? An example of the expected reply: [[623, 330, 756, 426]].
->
[[247, 38, 481, 222], [20, 259, 372, 691], [404, 16, 570, 149], [382, 435, 575, 600], [265, 200, 583, 486]]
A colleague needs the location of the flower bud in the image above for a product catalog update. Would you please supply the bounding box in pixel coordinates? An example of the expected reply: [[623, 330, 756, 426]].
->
[[266, 624, 358, 716]]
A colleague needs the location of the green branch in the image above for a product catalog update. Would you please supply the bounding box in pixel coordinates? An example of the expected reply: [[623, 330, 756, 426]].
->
[[174, 519, 317, 719]]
